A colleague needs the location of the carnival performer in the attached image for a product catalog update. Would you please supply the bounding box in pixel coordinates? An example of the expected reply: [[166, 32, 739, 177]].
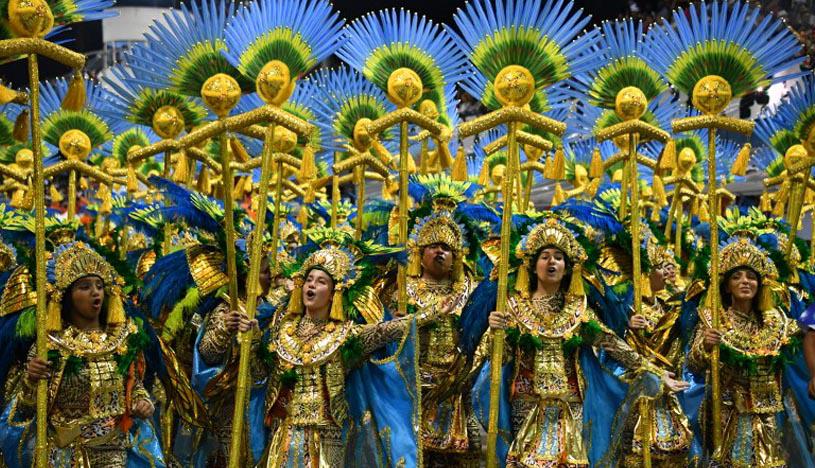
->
[[2, 241, 164, 467], [688, 234, 815, 467], [621, 235, 693, 466], [259, 227, 434, 467], [482, 215, 688, 467], [385, 174, 497, 467]]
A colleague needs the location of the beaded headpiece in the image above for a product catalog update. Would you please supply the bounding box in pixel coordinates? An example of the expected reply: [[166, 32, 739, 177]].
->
[[514, 216, 587, 297], [287, 228, 358, 321], [45, 242, 126, 330], [717, 237, 778, 281], [287, 227, 401, 323]]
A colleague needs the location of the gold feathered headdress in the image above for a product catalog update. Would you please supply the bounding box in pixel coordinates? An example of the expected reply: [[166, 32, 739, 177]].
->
[[45, 242, 126, 330]]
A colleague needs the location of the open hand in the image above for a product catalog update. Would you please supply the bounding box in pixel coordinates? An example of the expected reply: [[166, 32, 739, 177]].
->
[[662, 371, 690, 393], [628, 314, 648, 330]]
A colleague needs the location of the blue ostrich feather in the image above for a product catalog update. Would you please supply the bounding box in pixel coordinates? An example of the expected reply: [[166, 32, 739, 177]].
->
[[553, 198, 623, 236], [643, 1, 804, 97], [140, 249, 195, 319], [223, 0, 344, 79], [457, 203, 501, 225], [148, 176, 223, 234]]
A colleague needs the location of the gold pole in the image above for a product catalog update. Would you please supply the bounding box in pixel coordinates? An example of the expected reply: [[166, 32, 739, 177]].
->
[[486, 120, 518, 468], [620, 152, 631, 219], [355, 164, 365, 240], [220, 132, 239, 310], [228, 123, 276, 467], [397, 120, 409, 317], [269, 159, 284, 270], [664, 190, 679, 240], [29, 53, 49, 468], [67, 169, 77, 218], [707, 127, 722, 452], [162, 150, 172, 255], [674, 199, 683, 261], [628, 132, 651, 468], [785, 173, 806, 262], [331, 151, 340, 229]]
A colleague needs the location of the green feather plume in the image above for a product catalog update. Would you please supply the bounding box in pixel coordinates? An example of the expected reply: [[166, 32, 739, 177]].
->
[[42, 109, 112, 149], [129, 89, 207, 130], [589, 56, 667, 109]]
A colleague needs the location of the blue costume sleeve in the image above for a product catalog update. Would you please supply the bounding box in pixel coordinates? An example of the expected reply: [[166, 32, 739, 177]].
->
[[458, 279, 497, 358], [782, 353, 815, 467], [345, 318, 421, 467]]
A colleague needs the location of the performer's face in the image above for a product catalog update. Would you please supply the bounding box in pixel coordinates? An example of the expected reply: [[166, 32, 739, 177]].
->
[[535, 248, 566, 287], [421, 243, 453, 279], [69, 275, 105, 321], [726, 268, 759, 303], [303, 269, 334, 312], [649, 267, 666, 293], [662, 262, 677, 284]]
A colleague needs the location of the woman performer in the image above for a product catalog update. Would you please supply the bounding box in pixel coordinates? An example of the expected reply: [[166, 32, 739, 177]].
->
[[484, 216, 688, 467]]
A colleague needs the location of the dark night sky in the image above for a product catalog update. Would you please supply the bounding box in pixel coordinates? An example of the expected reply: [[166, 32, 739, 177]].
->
[[1, 0, 644, 88]]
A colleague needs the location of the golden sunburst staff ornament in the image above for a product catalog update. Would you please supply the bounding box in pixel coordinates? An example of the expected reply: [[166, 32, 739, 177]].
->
[[644, 1, 804, 452], [755, 76, 815, 264], [462, 63, 566, 468], [0, 0, 113, 461]]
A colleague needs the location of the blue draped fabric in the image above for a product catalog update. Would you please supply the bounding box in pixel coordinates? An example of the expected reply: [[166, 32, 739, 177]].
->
[[677, 366, 706, 464], [345, 318, 421, 467], [471, 360, 513, 467], [0, 396, 166, 468]]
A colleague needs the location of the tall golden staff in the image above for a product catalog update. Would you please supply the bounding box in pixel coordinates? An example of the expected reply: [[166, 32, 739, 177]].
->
[[0, 4, 87, 463], [644, 1, 802, 451], [458, 66, 566, 467], [595, 87, 670, 468], [671, 77, 754, 449], [366, 74, 450, 316]]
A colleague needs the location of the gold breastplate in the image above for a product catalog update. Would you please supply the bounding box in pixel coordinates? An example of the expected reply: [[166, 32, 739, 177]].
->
[[408, 276, 472, 369]]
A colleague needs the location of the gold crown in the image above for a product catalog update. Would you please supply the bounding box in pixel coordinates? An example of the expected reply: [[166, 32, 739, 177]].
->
[[298, 246, 354, 288], [517, 217, 586, 265], [413, 214, 464, 252], [52, 242, 118, 291], [647, 241, 676, 269], [717, 237, 778, 280]]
